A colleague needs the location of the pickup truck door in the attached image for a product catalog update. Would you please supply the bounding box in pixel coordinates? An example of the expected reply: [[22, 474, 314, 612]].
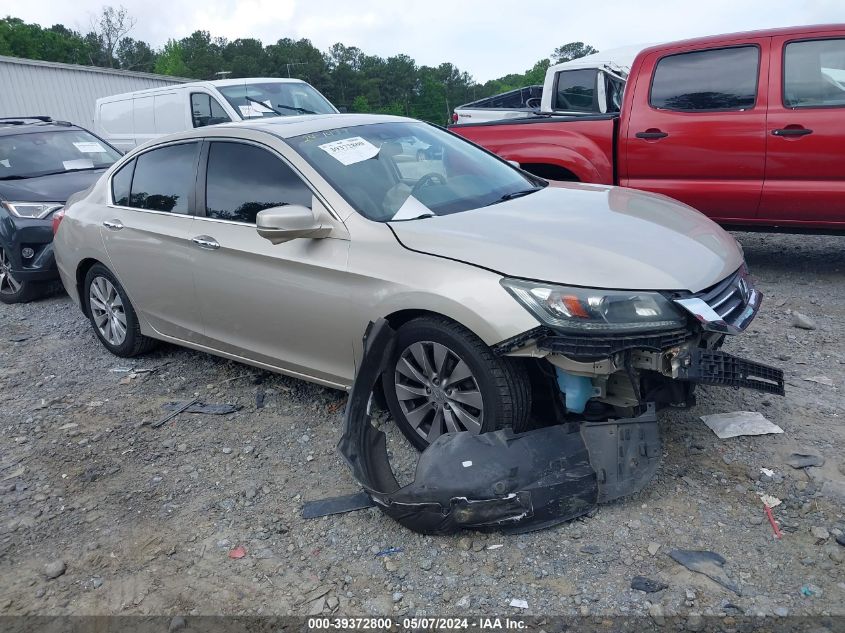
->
[[761, 33, 845, 227], [621, 39, 770, 221]]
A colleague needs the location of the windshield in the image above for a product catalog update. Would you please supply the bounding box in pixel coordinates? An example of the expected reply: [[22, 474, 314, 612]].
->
[[0, 129, 121, 180], [218, 81, 336, 118], [287, 122, 544, 222]]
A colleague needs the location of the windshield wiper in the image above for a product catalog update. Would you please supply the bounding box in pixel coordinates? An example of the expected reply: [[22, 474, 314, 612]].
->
[[485, 187, 542, 206], [390, 212, 435, 222], [0, 175, 29, 181], [0, 167, 104, 180], [276, 103, 317, 115], [244, 96, 283, 116]]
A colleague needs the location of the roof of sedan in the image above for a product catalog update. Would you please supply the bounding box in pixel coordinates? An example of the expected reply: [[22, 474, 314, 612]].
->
[[225, 113, 416, 139]]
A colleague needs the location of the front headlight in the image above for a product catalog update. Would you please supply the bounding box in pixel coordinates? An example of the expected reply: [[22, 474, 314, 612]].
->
[[4, 202, 64, 219], [501, 278, 686, 333]]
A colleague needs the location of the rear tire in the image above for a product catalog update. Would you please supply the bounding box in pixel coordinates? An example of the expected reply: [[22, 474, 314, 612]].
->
[[84, 263, 158, 357], [382, 316, 531, 450]]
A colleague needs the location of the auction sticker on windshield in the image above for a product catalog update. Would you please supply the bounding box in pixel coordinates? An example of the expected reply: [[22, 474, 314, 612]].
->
[[319, 136, 379, 166], [73, 141, 106, 153]]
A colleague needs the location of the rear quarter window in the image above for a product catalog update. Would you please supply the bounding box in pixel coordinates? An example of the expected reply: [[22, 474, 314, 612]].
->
[[650, 46, 760, 111]]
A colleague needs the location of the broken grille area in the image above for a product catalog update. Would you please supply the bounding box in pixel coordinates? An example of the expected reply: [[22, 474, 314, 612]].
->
[[693, 268, 752, 328]]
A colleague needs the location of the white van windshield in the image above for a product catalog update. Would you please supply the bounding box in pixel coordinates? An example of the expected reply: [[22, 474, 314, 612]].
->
[[218, 82, 336, 118]]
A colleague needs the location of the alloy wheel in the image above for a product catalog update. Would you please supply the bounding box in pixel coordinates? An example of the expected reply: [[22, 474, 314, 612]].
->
[[394, 340, 484, 443], [89, 276, 128, 346], [0, 247, 22, 296]]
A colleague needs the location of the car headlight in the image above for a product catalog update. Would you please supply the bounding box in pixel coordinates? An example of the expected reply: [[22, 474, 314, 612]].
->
[[4, 202, 64, 219], [501, 278, 686, 333]]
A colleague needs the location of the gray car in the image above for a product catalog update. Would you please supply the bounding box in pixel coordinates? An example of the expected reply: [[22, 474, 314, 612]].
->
[[53, 113, 782, 449]]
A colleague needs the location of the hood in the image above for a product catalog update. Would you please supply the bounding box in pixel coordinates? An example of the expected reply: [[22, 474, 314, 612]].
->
[[0, 169, 106, 204], [389, 184, 743, 293]]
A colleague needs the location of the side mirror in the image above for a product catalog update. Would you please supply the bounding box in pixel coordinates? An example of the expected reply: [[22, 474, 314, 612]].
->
[[256, 205, 332, 244]]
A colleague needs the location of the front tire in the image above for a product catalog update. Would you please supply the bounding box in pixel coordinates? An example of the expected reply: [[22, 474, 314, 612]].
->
[[0, 246, 46, 304], [84, 264, 157, 357], [382, 316, 531, 450]]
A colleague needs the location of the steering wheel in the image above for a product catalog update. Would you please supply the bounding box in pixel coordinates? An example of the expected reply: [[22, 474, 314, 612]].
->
[[410, 172, 447, 198]]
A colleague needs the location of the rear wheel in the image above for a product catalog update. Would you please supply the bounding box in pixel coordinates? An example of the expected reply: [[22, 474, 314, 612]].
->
[[0, 246, 45, 304], [84, 263, 157, 357], [382, 316, 531, 450]]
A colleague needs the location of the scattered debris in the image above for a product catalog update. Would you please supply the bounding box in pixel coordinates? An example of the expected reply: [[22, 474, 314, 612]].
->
[[803, 375, 835, 387], [760, 467, 775, 478], [227, 546, 247, 559], [760, 494, 782, 508], [801, 584, 822, 598], [764, 504, 783, 539], [162, 401, 241, 415], [836, 534, 845, 547], [44, 560, 66, 579], [647, 542, 661, 556], [8, 335, 29, 342], [699, 411, 783, 439], [630, 576, 668, 593], [791, 312, 817, 330], [150, 398, 199, 429], [785, 453, 825, 469], [668, 549, 741, 595], [509, 598, 529, 609], [487, 544, 503, 550], [255, 388, 266, 409], [374, 547, 403, 557]]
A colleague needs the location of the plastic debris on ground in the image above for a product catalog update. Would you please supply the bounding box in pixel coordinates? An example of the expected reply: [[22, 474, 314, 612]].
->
[[803, 375, 835, 387], [374, 547, 403, 557], [162, 401, 242, 415], [699, 411, 784, 439], [760, 493, 782, 508], [668, 549, 741, 595], [785, 453, 825, 469], [509, 599, 529, 609], [228, 546, 247, 559]]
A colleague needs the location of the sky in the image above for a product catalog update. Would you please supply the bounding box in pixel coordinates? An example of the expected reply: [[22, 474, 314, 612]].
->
[[2, 0, 843, 81]]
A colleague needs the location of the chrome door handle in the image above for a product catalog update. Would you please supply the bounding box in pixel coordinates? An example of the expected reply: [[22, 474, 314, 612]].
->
[[191, 235, 220, 250], [103, 220, 124, 230]]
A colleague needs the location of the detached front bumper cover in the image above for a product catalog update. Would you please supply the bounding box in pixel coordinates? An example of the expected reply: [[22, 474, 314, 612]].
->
[[337, 319, 661, 535]]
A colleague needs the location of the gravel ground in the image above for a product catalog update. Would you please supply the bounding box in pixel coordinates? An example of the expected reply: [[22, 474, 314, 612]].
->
[[0, 232, 843, 620]]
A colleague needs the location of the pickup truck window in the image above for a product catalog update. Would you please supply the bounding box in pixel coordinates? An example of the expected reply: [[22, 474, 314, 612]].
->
[[650, 46, 759, 111], [554, 69, 598, 112], [784, 38, 845, 108]]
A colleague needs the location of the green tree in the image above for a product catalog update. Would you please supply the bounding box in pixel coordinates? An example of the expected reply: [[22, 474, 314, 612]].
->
[[154, 39, 189, 77], [551, 41, 598, 64]]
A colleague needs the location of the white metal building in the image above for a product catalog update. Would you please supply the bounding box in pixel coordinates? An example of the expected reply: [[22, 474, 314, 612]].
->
[[0, 55, 188, 128]]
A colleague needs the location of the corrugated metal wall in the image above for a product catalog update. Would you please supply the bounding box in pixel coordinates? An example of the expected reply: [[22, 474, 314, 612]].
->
[[0, 56, 187, 128]]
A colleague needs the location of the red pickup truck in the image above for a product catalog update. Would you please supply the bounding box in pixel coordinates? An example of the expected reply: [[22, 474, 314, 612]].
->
[[451, 25, 845, 231]]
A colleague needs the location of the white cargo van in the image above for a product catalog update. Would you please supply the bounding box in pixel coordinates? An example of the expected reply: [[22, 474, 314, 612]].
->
[[94, 78, 338, 151]]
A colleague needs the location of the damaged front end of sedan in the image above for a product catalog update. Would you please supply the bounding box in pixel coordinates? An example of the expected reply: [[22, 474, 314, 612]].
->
[[338, 266, 783, 536]]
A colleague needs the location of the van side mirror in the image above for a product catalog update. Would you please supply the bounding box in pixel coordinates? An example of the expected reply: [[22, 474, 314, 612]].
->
[[256, 205, 332, 244]]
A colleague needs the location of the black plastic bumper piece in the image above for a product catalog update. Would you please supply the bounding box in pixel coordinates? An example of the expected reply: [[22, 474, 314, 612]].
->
[[677, 349, 785, 396], [336, 319, 663, 535]]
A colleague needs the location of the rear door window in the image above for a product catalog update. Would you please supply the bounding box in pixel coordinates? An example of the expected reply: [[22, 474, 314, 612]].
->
[[554, 69, 598, 112], [784, 38, 845, 108], [129, 143, 199, 214], [204, 141, 313, 224], [650, 46, 759, 111]]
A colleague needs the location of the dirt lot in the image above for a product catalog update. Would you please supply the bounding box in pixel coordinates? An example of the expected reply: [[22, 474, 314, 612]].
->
[[0, 232, 843, 620]]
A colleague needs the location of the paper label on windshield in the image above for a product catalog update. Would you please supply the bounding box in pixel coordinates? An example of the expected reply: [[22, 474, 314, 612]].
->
[[391, 195, 432, 220], [73, 141, 106, 153], [0, 159, 9, 168], [318, 137, 379, 166], [238, 102, 273, 118], [63, 159, 94, 170]]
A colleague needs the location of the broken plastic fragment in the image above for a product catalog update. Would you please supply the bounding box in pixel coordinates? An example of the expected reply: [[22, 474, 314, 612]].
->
[[760, 493, 782, 508], [699, 411, 783, 439]]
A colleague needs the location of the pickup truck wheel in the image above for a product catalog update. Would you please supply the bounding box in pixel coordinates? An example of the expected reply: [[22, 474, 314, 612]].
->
[[0, 246, 45, 304], [84, 264, 158, 357], [383, 316, 531, 450]]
